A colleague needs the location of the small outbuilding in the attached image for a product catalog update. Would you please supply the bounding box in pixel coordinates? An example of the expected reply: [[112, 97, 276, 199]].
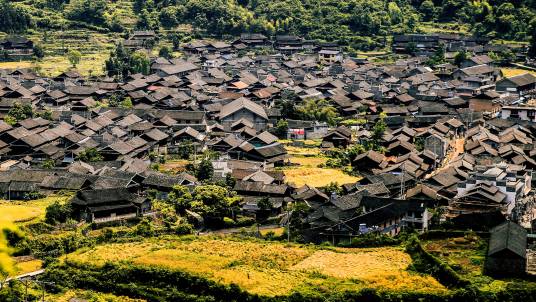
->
[[485, 221, 527, 277]]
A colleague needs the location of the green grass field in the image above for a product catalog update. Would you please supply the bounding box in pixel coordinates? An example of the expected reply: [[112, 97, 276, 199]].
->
[[422, 235, 534, 293]]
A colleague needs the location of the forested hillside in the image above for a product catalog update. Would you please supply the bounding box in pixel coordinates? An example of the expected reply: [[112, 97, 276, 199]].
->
[[2, 0, 536, 50]]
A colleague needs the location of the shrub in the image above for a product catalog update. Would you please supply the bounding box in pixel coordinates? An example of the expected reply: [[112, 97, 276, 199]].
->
[[45, 200, 73, 224], [223, 217, 236, 228]]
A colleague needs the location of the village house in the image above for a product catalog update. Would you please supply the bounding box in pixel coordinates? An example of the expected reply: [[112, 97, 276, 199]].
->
[[70, 188, 151, 223], [124, 31, 157, 50], [447, 163, 532, 225], [0, 36, 34, 59], [501, 105, 536, 122], [485, 221, 527, 277], [496, 73, 536, 94], [0, 32, 533, 246]]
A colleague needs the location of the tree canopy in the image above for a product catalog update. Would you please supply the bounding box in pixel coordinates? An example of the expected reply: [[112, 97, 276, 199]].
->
[[3, 0, 536, 50]]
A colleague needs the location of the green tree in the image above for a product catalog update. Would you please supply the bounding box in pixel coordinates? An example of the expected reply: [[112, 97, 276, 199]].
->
[[296, 99, 339, 126], [388, 2, 403, 24], [77, 148, 103, 162], [107, 93, 122, 107], [0, 1, 32, 33], [120, 97, 133, 109], [278, 98, 298, 119], [33, 44, 45, 60], [420, 0, 436, 21], [167, 185, 193, 214], [130, 50, 150, 75], [38, 109, 53, 121], [105, 43, 130, 78], [136, 8, 158, 30], [41, 159, 55, 169], [405, 42, 417, 55], [159, 6, 181, 28], [529, 24, 536, 59], [105, 44, 151, 78], [6, 102, 33, 122], [135, 218, 154, 237], [272, 119, 289, 139], [257, 197, 272, 212], [454, 50, 469, 67], [255, 197, 272, 228], [67, 49, 82, 68], [45, 201, 72, 224], [65, 0, 107, 25], [176, 140, 194, 160], [196, 159, 214, 181], [225, 173, 236, 189], [107, 14, 125, 32], [190, 185, 239, 219], [3, 116, 16, 126], [498, 49, 517, 64], [426, 45, 445, 67], [159, 46, 173, 59], [371, 112, 387, 150], [324, 182, 342, 196]]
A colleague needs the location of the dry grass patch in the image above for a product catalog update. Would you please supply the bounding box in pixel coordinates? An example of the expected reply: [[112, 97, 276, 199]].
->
[[65, 237, 446, 296]]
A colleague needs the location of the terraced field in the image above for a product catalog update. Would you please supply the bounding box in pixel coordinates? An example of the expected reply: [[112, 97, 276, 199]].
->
[[64, 236, 446, 297]]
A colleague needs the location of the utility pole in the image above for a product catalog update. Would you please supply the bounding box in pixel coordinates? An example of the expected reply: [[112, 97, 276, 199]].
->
[[286, 206, 292, 243], [400, 162, 406, 199], [35, 279, 55, 302]]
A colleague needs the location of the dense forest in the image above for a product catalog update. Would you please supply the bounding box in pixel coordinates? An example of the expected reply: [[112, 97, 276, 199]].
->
[[2, 0, 536, 50]]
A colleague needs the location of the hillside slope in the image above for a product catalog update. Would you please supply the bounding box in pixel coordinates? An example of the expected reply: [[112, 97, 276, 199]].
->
[[1, 0, 535, 52]]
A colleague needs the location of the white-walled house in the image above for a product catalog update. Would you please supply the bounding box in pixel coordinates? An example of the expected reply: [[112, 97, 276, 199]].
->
[[501, 106, 536, 122]]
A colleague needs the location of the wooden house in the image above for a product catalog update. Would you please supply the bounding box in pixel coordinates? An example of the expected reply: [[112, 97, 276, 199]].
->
[[485, 221, 527, 277]]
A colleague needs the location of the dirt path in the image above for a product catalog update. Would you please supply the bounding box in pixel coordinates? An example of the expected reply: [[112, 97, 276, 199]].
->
[[427, 137, 465, 178]]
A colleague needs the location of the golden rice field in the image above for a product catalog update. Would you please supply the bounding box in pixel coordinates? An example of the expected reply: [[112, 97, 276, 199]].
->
[[259, 227, 285, 237], [284, 167, 361, 188], [289, 156, 327, 168], [12, 258, 42, 277], [0, 195, 71, 224], [0, 54, 108, 77], [285, 146, 322, 156], [64, 237, 446, 297], [54, 290, 147, 302], [158, 159, 189, 173]]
